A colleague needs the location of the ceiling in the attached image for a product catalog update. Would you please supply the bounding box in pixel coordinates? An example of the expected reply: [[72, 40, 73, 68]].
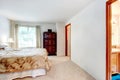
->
[[0, 0, 94, 22]]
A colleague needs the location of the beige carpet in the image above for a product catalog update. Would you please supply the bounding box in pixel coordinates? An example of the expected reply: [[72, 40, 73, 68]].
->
[[15, 56, 95, 80]]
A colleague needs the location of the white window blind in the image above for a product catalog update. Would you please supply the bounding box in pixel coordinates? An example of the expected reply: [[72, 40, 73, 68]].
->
[[17, 26, 36, 48]]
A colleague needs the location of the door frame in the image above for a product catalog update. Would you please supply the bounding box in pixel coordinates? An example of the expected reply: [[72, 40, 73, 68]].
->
[[65, 23, 71, 56], [106, 0, 117, 80]]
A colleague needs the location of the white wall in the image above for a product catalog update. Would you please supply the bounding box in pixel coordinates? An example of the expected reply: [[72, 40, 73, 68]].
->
[[56, 22, 65, 56], [13, 21, 66, 56], [0, 16, 10, 42], [67, 0, 106, 80]]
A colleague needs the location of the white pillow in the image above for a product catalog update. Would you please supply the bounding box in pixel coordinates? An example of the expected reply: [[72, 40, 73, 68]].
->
[[0, 44, 7, 48]]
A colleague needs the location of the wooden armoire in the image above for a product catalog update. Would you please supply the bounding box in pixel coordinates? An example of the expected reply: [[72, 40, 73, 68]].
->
[[43, 29, 57, 55]]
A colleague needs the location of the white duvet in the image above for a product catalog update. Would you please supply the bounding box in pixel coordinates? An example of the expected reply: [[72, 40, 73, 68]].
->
[[0, 48, 48, 58]]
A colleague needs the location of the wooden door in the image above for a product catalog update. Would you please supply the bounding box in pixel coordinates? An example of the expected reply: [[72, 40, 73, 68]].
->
[[106, 0, 120, 80], [65, 24, 71, 57]]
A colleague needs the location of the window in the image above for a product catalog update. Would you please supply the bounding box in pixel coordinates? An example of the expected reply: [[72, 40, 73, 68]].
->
[[17, 26, 36, 48]]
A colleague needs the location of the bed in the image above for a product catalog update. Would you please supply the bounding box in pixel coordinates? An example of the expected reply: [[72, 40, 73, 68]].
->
[[0, 48, 51, 80]]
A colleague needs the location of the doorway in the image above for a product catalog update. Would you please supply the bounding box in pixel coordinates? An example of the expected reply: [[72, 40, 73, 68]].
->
[[106, 0, 120, 80], [65, 24, 71, 57]]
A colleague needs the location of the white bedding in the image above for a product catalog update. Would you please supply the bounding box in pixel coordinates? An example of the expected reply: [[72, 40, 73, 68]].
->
[[0, 68, 46, 80], [0, 48, 47, 58]]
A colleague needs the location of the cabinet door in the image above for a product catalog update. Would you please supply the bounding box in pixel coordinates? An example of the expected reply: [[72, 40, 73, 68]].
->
[[118, 53, 120, 72], [111, 53, 118, 73], [52, 33, 56, 39], [43, 32, 47, 39]]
